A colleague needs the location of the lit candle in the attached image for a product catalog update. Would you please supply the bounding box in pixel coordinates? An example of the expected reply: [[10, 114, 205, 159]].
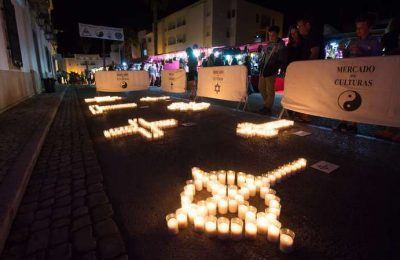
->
[[197, 200, 208, 216], [218, 197, 228, 214], [238, 201, 249, 219], [245, 219, 257, 239], [217, 217, 230, 239], [194, 215, 205, 232], [247, 182, 257, 197], [206, 197, 217, 215], [202, 172, 209, 188], [256, 212, 269, 235], [255, 176, 263, 192], [269, 175, 276, 186], [230, 218, 243, 240], [237, 172, 246, 187], [245, 206, 257, 222], [240, 186, 250, 200], [267, 219, 281, 242], [265, 194, 277, 206], [218, 185, 227, 197], [166, 213, 179, 235], [180, 192, 192, 207], [187, 204, 198, 224], [234, 194, 245, 205], [218, 170, 226, 184], [227, 171, 236, 185], [194, 179, 203, 191], [279, 228, 295, 253], [260, 186, 270, 199], [176, 208, 188, 229], [269, 198, 281, 209], [205, 216, 217, 237], [228, 198, 238, 213], [228, 185, 238, 199], [267, 205, 281, 218]]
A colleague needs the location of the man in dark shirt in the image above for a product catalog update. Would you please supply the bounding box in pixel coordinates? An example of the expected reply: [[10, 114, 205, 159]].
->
[[296, 17, 324, 60]]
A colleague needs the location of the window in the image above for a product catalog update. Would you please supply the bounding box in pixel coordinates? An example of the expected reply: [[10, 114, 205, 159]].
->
[[261, 15, 271, 27], [167, 36, 176, 45], [256, 14, 259, 23], [231, 9, 236, 18], [177, 34, 186, 43], [177, 18, 186, 27], [167, 22, 176, 31], [3, 0, 23, 68]]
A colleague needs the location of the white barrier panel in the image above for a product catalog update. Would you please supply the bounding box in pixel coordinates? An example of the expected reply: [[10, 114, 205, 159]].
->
[[95, 71, 149, 92], [197, 65, 247, 102], [161, 69, 187, 93], [282, 56, 400, 127]]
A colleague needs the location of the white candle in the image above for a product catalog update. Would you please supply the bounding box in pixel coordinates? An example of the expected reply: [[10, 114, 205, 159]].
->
[[176, 208, 188, 229], [255, 176, 263, 192], [218, 171, 226, 184], [197, 200, 208, 216], [260, 186, 270, 199], [240, 186, 250, 200], [218, 185, 227, 197], [279, 229, 295, 253], [218, 197, 228, 214], [188, 204, 198, 224], [217, 217, 230, 239], [228, 185, 238, 199], [267, 219, 281, 242], [247, 183, 257, 197], [166, 213, 179, 235], [202, 172, 209, 188], [205, 216, 217, 237], [256, 212, 269, 235], [237, 172, 246, 187], [230, 218, 243, 240], [267, 206, 281, 218], [265, 194, 277, 206], [227, 171, 235, 185], [269, 199, 281, 209], [194, 215, 205, 232], [194, 179, 203, 191], [245, 219, 257, 239], [206, 197, 217, 215], [238, 201, 249, 219], [245, 206, 257, 222], [228, 198, 238, 213], [180, 192, 192, 206], [234, 194, 244, 204]]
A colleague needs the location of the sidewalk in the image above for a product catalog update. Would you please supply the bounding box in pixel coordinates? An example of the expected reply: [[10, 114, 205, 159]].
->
[[1, 87, 127, 259]]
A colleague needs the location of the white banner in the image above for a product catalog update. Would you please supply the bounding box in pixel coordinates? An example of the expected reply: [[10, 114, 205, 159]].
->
[[95, 71, 149, 92], [161, 69, 187, 93], [282, 56, 400, 127], [79, 23, 124, 41], [197, 65, 247, 102]]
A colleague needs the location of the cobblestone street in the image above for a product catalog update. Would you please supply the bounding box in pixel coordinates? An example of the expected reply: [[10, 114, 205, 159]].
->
[[2, 88, 127, 260]]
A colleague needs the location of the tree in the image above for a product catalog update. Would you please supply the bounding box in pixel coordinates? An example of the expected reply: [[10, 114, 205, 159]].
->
[[144, 0, 169, 55], [124, 28, 140, 62]]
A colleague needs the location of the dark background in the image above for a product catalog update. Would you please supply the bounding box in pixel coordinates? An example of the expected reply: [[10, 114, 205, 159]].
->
[[52, 0, 398, 55]]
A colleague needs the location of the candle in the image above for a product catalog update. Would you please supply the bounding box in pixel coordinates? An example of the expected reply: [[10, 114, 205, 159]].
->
[[269, 198, 281, 209], [217, 217, 230, 239], [228, 198, 238, 213], [166, 213, 179, 235], [234, 194, 245, 205], [176, 208, 188, 229], [256, 212, 269, 235], [267, 219, 281, 242], [230, 218, 243, 240], [197, 200, 208, 216], [194, 215, 205, 232], [218, 197, 228, 214], [265, 208, 278, 221], [194, 179, 203, 191], [180, 192, 192, 207], [269, 175, 276, 186], [227, 171, 235, 185], [205, 216, 217, 237], [265, 194, 277, 206], [280, 228, 295, 253], [240, 186, 250, 200], [185, 181, 196, 194], [255, 176, 263, 192], [245, 219, 257, 239], [218, 170, 226, 184], [267, 205, 281, 218], [206, 197, 217, 215], [228, 185, 238, 199], [260, 186, 270, 199], [188, 204, 198, 224], [237, 172, 246, 187], [218, 185, 227, 197], [245, 206, 257, 222], [247, 182, 257, 197], [238, 201, 249, 219], [202, 172, 209, 188]]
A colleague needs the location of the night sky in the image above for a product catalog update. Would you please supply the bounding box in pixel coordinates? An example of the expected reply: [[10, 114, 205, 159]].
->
[[52, 0, 398, 55]]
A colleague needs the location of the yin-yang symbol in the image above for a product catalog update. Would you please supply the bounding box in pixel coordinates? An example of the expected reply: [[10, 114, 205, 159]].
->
[[338, 90, 362, 111], [120, 81, 128, 89]]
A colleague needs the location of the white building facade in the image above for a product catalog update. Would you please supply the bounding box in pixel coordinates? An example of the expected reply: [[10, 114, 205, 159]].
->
[[0, 0, 57, 112]]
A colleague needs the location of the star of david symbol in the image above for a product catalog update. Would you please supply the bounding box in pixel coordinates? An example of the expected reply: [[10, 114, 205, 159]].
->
[[214, 82, 221, 94]]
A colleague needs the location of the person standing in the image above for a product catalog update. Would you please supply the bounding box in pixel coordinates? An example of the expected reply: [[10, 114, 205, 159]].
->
[[258, 26, 287, 115], [186, 47, 198, 100]]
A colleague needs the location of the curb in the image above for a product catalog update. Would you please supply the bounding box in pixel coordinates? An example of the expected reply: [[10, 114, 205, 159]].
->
[[0, 87, 67, 253]]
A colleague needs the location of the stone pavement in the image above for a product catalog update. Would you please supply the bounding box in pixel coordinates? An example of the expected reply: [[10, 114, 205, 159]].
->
[[1, 87, 127, 259]]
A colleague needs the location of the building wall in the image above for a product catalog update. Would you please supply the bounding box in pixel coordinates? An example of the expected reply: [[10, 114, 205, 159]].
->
[[0, 0, 56, 113], [62, 54, 112, 74]]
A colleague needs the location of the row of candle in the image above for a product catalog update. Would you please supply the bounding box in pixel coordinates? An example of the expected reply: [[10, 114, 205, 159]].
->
[[140, 96, 170, 102], [103, 118, 178, 140], [166, 159, 306, 253], [236, 119, 294, 138], [84, 95, 122, 103], [167, 102, 210, 112], [89, 103, 137, 115]]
